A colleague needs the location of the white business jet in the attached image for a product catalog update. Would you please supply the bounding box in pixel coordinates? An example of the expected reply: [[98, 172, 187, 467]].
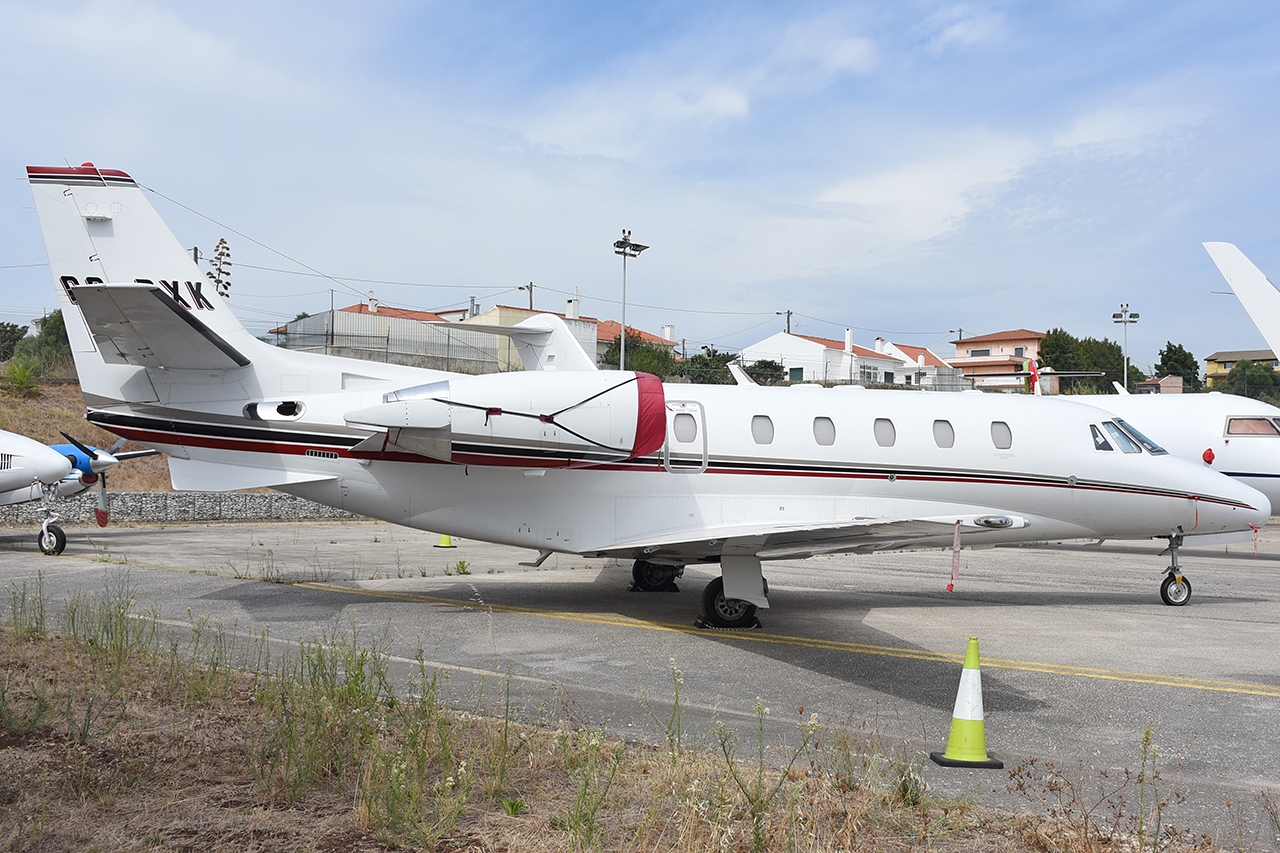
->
[[1083, 242, 1280, 513], [25, 165, 1270, 623]]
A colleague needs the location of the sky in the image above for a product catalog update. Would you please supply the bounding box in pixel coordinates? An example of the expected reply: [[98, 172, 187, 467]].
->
[[3, 0, 1280, 374]]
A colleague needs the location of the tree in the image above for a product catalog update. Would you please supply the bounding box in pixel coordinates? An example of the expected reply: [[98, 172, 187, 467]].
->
[[1154, 341, 1202, 392], [207, 237, 232, 299], [679, 347, 737, 385], [0, 322, 27, 361], [601, 333, 677, 378], [13, 309, 72, 370], [744, 359, 785, 385], [1220, 359, 1280, 400], [1038, 328, 1081, 373]]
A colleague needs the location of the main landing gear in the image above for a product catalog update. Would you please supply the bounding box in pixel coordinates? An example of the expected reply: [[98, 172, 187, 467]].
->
[[1159, 534, 1191, 606], [629, 558, 769, 629], [698, 576, 769, 629], [630, 560, 683, 592]]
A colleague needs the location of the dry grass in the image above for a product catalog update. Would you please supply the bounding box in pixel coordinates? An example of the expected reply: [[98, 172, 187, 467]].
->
[[4, 568, 1267, 853], [0, 382, 172, 492]]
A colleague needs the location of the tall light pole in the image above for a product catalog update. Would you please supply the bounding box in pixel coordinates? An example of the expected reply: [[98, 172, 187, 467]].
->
[[1112, 303, 1140, 392], [613, 229, 648, 371]]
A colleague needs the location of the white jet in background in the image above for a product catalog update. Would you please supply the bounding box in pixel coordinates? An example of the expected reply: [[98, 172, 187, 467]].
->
[[25, 165, 1271, 622]]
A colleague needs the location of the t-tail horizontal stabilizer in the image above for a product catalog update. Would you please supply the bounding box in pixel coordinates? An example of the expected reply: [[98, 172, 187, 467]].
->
[[72, 283, 250, 370]]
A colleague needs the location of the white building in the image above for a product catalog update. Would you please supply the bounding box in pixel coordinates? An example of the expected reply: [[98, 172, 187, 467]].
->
[[873, 338, 969, 390], [738, 331, 907, 384]]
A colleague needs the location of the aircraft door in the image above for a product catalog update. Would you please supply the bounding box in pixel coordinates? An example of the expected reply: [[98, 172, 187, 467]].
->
[[664, 401, 708, 473]]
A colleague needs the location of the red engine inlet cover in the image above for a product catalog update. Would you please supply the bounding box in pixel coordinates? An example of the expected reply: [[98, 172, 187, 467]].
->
[[631, 373, 666, 459]]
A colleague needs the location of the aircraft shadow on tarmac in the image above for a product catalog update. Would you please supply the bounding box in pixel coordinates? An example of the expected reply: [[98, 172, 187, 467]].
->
[[198, 565, 1048, 714]]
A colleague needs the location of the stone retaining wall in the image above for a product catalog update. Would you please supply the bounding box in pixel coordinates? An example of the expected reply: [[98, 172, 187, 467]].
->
[[0, 492, 357, 526]]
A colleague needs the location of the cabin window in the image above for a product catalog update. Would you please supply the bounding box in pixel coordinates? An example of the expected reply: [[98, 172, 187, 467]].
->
[[1114, 419, 1167, 454], [1227, 417, 1280, 436], [1090, 425, 1114, 451], [813, 417, 836, 446], [673, 413, 698, 443], [933, 420, 955, 448], [1102, 422, 1141, 453], [873, 418, 896, 447], [751, 415, 775, 445], [990, 421, 1013, 450]]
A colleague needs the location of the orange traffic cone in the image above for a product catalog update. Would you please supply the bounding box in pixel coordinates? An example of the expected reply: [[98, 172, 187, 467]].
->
[[930, 636, 1003, 769]]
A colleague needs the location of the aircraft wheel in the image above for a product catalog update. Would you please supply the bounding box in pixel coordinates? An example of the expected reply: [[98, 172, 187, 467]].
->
[[632, 560, 679, 591], [1160, 573, 1191, 606], [701, 576, 756, 628], [38, 524, 66, 556]]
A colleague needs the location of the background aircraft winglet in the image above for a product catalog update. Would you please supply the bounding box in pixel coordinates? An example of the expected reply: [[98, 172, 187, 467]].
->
[[1203, 242, 1280, 358]]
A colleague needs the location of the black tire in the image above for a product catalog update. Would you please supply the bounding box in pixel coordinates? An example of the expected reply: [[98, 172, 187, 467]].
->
[[1160, 573, 1191, 606], [632, 560, 677, 591], [38, 524, 66, 556], [701, 576, 757, 628]]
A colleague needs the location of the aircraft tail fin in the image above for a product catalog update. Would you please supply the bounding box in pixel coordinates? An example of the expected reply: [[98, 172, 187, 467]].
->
[[27, 165, 263, 390], [1203, 242, 1280, 357]]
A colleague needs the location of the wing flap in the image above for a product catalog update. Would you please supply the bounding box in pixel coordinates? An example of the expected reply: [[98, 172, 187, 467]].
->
[[73, 284, 250, 370], [599, 512, 1030, 562]]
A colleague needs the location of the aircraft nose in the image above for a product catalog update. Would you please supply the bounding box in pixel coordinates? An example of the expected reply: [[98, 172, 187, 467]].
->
[[34, 447, 74, 485], [1198, 473, 1271, 533]]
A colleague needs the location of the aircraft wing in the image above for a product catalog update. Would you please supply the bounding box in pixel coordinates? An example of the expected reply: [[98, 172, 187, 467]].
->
[[446, 314, 597, 371], [596, 511, 1030, 563], [1203, 242, 1280, 357], [72, 283, 250, 370]]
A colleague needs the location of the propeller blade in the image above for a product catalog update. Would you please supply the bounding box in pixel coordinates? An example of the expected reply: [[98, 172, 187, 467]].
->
[[59, 431, 99, 460], [94, 472, 109, 527], [108, 438, 127, 454]]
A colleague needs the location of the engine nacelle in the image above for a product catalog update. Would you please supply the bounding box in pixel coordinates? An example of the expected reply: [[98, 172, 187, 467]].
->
[[344, 371, 666, 467]]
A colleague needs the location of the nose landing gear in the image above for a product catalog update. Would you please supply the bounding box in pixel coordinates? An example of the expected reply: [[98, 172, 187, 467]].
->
[[1159, 534, 1191, 606], [37, 485, 66, 556]]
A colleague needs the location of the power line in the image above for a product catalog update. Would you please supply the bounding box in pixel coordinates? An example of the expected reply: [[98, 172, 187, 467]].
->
[[142, 184, 369, 300]]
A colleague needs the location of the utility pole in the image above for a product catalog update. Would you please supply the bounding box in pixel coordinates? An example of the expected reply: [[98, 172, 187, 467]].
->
[[613, 230, 649, 371], [950, 328, 965, 340], [777, 310, 792, 334], [190, 246, 201, 265], [519, 282, 534, 311]]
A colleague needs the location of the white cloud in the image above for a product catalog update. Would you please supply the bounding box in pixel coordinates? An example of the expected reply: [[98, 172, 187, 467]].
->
[[923, 5, 1007, 51], [817, 134, 1038, 246], [0, 0, 319, 104]]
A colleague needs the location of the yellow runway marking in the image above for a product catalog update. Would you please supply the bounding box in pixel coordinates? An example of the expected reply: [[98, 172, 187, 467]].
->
[[294, 581, 1280, 699]]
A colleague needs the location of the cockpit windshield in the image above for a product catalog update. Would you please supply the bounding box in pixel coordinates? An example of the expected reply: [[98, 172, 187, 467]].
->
[[1102, 422, 1142, 453], [1113, 419, 1168, 455]]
